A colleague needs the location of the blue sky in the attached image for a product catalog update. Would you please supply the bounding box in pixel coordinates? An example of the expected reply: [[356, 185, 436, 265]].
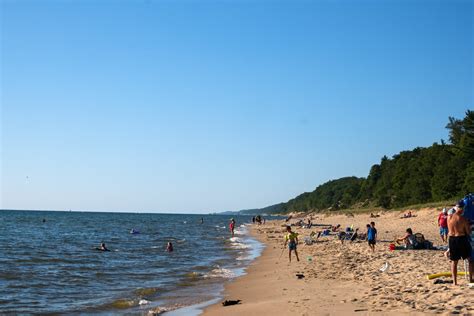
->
[[1, 0, 472, 213]]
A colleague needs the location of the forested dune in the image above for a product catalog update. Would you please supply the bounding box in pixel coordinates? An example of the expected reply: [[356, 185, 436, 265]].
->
[[247, 110, 474, 214]]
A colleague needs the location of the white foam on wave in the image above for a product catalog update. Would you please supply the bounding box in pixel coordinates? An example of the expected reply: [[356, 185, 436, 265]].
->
[[204, 268, 236, 279], [229, 235, 252, 250], [236, 253, 251, 261], [231, 243, 251, 249], [229, 237, 243, 243]]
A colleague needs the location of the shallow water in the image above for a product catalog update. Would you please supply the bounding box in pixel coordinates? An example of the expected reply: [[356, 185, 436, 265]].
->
[[0, 210, 264, 314]]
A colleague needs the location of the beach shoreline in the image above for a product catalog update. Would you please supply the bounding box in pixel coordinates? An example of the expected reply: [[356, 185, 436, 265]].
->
[[202, 209, 474, 315]]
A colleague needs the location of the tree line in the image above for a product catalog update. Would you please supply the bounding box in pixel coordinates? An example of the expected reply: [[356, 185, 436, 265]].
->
[[258, 110, 474, 214]]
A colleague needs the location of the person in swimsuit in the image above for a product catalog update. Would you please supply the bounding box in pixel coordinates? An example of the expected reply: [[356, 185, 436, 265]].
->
[[229, 219, 235, 237], [166, 242, 173, 252], [284, 226, 300, 262], [396, 228, 416, 249], [447, 202, 473, 285]]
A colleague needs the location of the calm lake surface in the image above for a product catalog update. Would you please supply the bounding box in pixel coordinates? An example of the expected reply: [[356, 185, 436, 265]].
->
[[0, 210, 265, 314]]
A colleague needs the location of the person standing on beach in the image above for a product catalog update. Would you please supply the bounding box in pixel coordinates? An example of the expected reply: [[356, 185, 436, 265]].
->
[[438, 208, 449, 243], [229, 218, 236, 237], [447, 202, 473, 285], [367, 222, 377, 253], [284, 226, 300, 262]]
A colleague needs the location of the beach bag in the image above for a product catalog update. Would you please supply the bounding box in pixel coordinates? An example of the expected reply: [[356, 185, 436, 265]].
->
[[463, 193, 474, 222]]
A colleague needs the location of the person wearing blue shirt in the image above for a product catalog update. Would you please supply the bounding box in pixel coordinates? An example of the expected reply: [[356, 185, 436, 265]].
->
[[367, 221, 377, 253]]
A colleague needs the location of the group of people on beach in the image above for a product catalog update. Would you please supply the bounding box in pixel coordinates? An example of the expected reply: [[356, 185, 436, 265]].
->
[[280, 198, 473, 286], [252, 215, 265, 225]]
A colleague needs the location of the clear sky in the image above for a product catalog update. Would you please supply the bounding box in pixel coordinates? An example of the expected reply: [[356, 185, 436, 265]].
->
[[1, 0, 472, 213]]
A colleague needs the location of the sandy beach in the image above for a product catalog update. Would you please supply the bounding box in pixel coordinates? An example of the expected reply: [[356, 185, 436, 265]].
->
[[203, 209, 474, 315]]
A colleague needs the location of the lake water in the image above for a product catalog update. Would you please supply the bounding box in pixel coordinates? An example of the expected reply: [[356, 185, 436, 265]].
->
[[0, 210, 264, 314]]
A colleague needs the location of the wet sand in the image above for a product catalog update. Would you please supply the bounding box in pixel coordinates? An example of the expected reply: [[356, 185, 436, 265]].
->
[[202, 208, 474, 315]]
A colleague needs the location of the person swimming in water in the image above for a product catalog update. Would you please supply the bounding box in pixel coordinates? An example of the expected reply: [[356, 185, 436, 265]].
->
[[96, 242, 110, 252], [166, 242, 173, 252]]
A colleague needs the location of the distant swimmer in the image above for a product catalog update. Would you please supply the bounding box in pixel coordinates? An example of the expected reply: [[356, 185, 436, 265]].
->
[[42, 218, 46, 223], [166, 242, 173, 252], [130, 228, 140, 234], [201, 217, 204, 224], [96, 243, 110, 252], [229, 218, 236, 237]]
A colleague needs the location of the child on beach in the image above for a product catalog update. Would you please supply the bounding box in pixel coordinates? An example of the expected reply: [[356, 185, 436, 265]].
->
[[284, 226, 300, 262], [367, 222, 377, 253]]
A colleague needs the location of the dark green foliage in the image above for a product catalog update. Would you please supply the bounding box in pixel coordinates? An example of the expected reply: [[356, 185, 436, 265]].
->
[[446, 116, 464, 146], [239, 203, 286, 215], [463, 161, 474, 194], [283, 177, 364, 212], [252, 109, 474, 213]]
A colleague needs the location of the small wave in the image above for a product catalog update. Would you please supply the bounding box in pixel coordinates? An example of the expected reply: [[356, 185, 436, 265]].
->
[[183, 271, 201, 280], [204, 268, 236, 279], [236, 254, 250, 261], [134, 287, 160, 296], [230, 243, 251, 249], [229, 237, 243, 243], [107, 299, 136, 309]]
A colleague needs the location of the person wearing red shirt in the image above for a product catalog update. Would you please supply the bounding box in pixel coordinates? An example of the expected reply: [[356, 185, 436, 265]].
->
[[438, 208, 449, 243]]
